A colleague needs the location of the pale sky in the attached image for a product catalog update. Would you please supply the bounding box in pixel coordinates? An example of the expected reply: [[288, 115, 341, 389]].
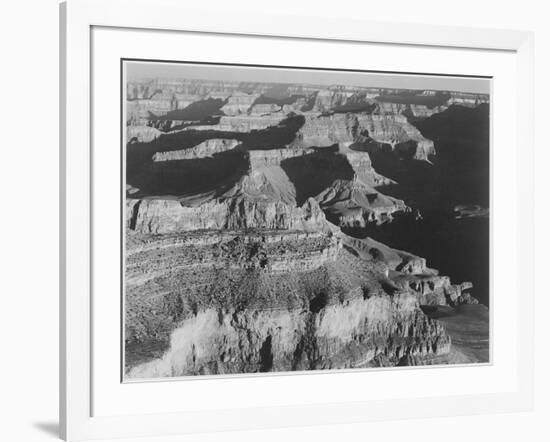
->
[[125, 60, 490, 95]]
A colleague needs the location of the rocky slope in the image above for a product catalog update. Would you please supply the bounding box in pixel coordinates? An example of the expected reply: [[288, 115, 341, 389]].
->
[[124, 77, 490, 378], [314, 145, 408, 226], [125, 222, 469, 377]]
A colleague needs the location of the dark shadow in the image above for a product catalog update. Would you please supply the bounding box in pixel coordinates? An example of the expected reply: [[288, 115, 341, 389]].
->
[[253, 93, 306, 106], [344, 104, 490, 306], [380, 281, 399, 295], [412, 104, 490, 209], [281, 149, 354, 205], [333, 102, 377, 114], [238, 114, 305, 150], [150, 98, 225, 122], [126, 115, 305, 187], [126, 129, 241, 181], [33, 421, 59, 438], [393, 140, 418, 160], [126, 115, 307, 198], [345, 214, 489, 306], [309, 292, 329, 313], [128, 150, 249, 198], [259, 336, 274, 372]]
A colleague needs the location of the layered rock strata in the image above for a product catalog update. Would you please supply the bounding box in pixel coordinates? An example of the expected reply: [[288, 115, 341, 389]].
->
[[127, 196, 328, 234], [124, 78, 490, 378], [356, 114, 436, 161], [126, 229, 456, 378], [184, 114, 288, 132], [127, 125, 163, 143], [316, 179, 408, 226], [291, 112, 435, 161], [152, 139, 240, 161], [221, 93, 260, 116], [128, 148, 326, 233], [314, 146, 407, 226]]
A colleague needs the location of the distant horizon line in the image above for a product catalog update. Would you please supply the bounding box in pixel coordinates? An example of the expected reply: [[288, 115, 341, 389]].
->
[[126, 77, 489, 96], [125, 60, 491, 95]]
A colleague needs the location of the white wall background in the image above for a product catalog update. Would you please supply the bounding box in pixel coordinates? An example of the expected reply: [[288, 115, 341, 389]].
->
[[0, 1, 547, 441]]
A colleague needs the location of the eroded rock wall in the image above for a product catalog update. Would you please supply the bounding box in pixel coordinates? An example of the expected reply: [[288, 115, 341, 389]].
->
[[152, 139, 240, 161], [128, 290, 450, 378]]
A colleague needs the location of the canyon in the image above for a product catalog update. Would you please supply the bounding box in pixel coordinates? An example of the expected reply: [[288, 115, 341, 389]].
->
[[124, 76, 490, 378]]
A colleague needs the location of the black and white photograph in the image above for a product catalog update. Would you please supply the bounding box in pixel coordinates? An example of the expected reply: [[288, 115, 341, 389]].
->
[[4, 0, 548, 440], [123, 61, 490, 380]]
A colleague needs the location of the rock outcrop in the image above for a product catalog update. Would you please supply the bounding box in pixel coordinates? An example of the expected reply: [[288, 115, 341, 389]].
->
[[313, 146, 406, 226], [128, 146, 332, 234], [127, 125, 163, 143], [356, 114, 436, 161], [152, 139, 240, 161], [128, 292, 450, 378], [124, 77, 490, 378], [249, 103, 282, 115], [221, 92, 260, 115], [127, 193, 330, 234], [247, 148, 314, 168], [291, 112, 435, 161], [316, 179, 408, 226], [342, 149, 395, 187], [125, 229, 456, 378], [184, 114, 288, 132], [291, 112, 358, 147]]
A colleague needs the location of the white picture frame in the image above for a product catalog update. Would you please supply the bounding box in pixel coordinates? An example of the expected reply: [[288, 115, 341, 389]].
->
[[60, 0, 534, 440]]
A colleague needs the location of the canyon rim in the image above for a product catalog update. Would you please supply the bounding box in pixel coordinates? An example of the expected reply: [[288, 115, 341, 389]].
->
[[123, 61, 490, 380]]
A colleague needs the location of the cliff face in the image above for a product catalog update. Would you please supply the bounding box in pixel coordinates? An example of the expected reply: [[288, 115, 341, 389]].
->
[[221, 93, 260, 116], [127, 126, 162, 143], [128, 292, 449, 378], [356, 114, 436, 161], [342, 149, 395, 187], [184, 113, 288, 132], [312, 89, 370, 112], [249, 103, 282, 115], [316, 179, 409, 226], [292, 113, 358, 147], [152, 139, 240, 161], [127, 196, 329, 234], [125, 227, 459, 378], [313, 146, 407, 227], [291, 112, 435, 161], [124, 78, 490, 378], [128, 149, 331, 233]]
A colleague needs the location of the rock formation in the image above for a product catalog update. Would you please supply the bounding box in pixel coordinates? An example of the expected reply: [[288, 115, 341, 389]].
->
[[124, 76, 490, 378], [221, 92, 260, 116], [152, 139, 240, 161], [128, 149, 328, 234], [125, 227, 462, 378], [356, 114, 436, 161], [184, 113, 288, 132], [249, 103, 282, 115], [311, 145, 407, 227], [127, 125, 162, 143], [291, 112, 435, 161], [316, 179, 409, 226]]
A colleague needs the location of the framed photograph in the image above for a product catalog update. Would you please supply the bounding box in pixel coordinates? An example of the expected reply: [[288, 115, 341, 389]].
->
[[60, 0, 534, 440]]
